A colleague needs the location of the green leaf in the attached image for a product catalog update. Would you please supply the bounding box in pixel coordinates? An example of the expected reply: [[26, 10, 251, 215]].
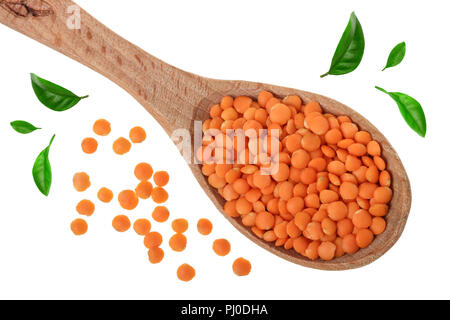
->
[[30, 73, 88, 112], [10, 120, 41, 134], [382, 42, 406, 71], [321, 12, 365, 78], [375, 86, 426, 137], [32, 135, 56, 196]]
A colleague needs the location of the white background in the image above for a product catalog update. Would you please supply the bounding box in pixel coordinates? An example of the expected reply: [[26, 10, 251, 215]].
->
[[0, 0, 448, 300]]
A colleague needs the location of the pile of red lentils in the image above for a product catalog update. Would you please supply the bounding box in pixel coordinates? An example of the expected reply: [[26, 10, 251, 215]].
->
[[198, 91, 392, 261], [71, 119, 251, 281]]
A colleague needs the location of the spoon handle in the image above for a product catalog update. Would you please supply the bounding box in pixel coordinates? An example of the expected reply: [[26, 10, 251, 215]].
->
[[0, 0, 208, 133]]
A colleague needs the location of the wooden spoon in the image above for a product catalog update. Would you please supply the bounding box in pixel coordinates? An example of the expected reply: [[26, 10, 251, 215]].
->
[[0, 0, 411, 270]]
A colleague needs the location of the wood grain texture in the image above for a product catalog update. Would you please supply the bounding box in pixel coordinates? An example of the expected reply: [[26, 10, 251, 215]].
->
[[0, 0, 411, 270]]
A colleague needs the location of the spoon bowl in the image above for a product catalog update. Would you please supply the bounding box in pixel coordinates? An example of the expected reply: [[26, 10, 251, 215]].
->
[[0, 0, 411, 270], [192, 79, 411, 270]]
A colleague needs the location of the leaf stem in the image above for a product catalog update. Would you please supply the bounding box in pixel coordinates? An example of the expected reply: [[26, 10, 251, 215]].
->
[[80, 95, 89, 99], [320, 72, 329, 78], [374, 86, 387, 93], [48, 134, 56, 147]]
